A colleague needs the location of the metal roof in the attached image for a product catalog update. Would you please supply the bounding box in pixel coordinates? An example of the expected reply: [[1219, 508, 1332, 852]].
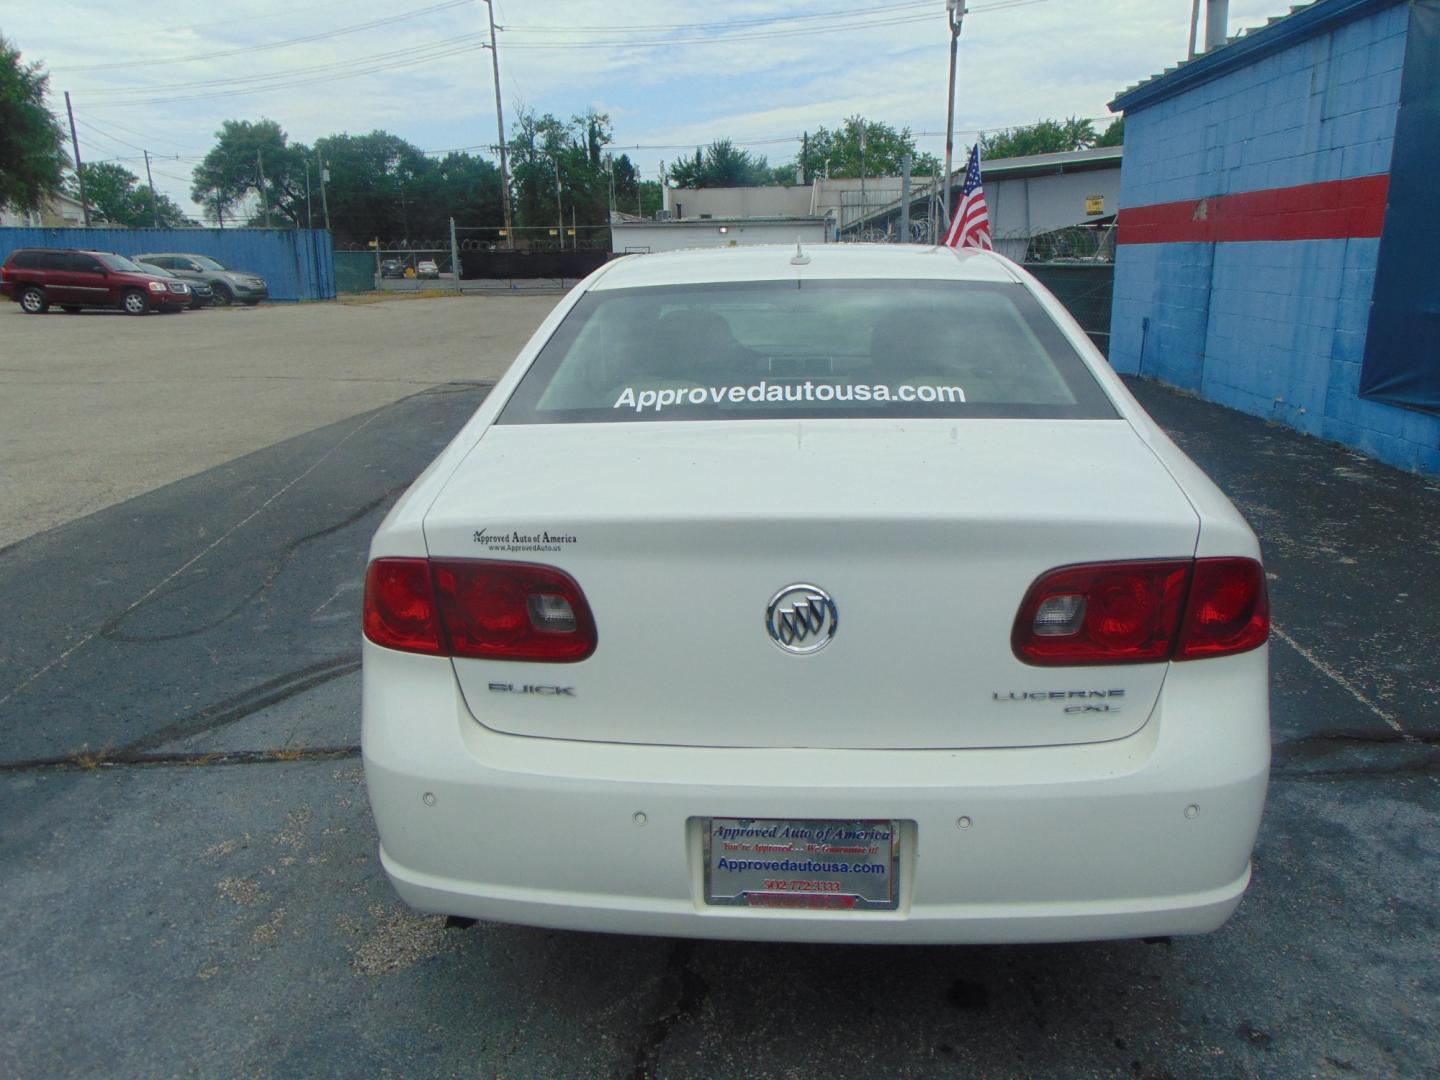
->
[[980, 145, 1123, 178], [1111, 0, 1406, 112], [612, 216, 828, 227]]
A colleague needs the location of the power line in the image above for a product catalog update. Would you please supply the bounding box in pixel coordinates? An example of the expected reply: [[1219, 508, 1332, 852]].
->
[[83, 33, 486, 97], [68, 112, 209, 153], [32, 0, 362, 46], [86, 41, 487, 108], [497, 13, 940, 50], [500, 1, 934, 34], [75, 116, 147, 153], [55, 0, 472, 72], [494, 0, 1054, 47]]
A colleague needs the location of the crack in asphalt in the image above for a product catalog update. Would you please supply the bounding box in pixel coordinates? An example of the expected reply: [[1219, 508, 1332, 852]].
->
[[0, 745, 360, 773], [99, 483, 408, 644], [627, 939, 709, 1080], [0, 654, 361, 771], [1270, 730, 1440, 779]]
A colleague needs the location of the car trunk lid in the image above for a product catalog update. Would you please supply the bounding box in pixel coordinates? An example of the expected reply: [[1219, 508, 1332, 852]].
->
[[422, 419, 1198, 749]]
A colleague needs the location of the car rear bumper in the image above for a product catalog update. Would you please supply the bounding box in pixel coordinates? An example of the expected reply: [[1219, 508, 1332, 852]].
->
[[363, 642, 1270, 944]]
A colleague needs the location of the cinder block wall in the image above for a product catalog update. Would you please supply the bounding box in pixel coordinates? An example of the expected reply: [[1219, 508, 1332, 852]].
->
[[1110, 2, 1440, 474]]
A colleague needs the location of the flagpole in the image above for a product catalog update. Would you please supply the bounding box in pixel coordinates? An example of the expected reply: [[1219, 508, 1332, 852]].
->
[[942, 0, 966, 228]]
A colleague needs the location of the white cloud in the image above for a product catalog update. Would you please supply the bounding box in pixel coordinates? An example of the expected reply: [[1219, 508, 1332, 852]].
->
[[5, 0, 1305, 214]]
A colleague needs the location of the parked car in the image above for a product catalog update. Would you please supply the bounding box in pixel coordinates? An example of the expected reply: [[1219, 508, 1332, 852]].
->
[[416, 259, 439, 279], [134, 260, 213, 308], [361, 244, 1271, 945], [380, 259, 405, 279], [133, 252, 268, 306], [1, 248, 191, 315]]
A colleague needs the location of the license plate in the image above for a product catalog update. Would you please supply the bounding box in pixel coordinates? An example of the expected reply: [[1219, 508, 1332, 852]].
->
[[702, 818, 900, 910]]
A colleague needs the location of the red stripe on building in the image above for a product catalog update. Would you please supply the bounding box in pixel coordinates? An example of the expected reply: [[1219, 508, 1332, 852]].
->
[[1116, 174, 1389, 245]]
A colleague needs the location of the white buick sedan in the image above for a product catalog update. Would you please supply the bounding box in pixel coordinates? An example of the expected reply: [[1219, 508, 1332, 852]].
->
[[361, 244, 1270, 944]]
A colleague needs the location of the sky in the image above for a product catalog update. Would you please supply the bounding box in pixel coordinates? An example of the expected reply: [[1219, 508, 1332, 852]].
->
[[4, 0, 1305, 220]]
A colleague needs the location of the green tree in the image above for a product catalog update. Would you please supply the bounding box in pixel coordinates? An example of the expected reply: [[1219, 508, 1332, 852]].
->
[[67, 161, 186, 226], [768, 163, 799, 186], [667, 139, 772, 188], [507, 108, 622, 243], [797, 118, 940, 180], [192, 118, 311, 227], [637, 179, 662, 218], [314, 130, 432, 241], [980, 117, 1098, 160], [0, 35, 69, 213], [1096, 116, 1124, 147]]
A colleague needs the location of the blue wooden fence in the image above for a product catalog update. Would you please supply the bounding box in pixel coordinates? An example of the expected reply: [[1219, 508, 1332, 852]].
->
[[0, 227, 335, 302]]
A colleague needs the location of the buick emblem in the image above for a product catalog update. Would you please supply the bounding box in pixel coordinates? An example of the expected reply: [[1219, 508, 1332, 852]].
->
[[765, 584, 838, 655]]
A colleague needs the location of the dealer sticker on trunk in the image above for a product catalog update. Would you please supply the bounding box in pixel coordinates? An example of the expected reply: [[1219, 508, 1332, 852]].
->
[[702, 818, 900, 910]]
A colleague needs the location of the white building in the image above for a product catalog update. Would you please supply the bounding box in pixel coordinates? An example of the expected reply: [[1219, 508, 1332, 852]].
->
[[610, 215, 829, 254], [0, 191, 91, 228], [656, 146, 1124, 256]]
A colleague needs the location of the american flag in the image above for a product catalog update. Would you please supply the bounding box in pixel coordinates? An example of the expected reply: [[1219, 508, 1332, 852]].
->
[[943, 144, 992, 250]]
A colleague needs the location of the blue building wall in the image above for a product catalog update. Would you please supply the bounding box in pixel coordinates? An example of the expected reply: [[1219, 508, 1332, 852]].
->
[[1110, 0, 1440, 474], [0, 227, 335, 302]]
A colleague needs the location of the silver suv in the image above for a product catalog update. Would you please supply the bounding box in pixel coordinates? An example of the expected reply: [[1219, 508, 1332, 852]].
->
[[133, 253, 268, 306]]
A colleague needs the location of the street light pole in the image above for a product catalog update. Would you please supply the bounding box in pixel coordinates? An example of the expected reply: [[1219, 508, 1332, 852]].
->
[[942, 0, 966, 229], [482, 0, 516, 248]]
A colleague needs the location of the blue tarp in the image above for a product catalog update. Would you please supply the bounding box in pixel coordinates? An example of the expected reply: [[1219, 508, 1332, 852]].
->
[[0, 227, 335, 302], [1360, 0, 1440, 414]]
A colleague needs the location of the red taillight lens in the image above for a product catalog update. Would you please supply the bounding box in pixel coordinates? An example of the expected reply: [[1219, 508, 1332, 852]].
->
[[1013, 560, 1190, 665], [1013, 557, 1267, 665], [364, 558, 443, 655], [433, 559, 597, 662], [1175, 557, 1268, 660], [365, 558, 597, 661]]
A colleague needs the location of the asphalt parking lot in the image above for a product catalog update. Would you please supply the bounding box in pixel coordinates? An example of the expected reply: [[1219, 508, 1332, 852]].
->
[[1, 297, 1437, 1078]]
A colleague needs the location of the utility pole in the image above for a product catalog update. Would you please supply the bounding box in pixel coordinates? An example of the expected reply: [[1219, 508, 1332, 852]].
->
[[942, 0, 966, 228], [256, 147, 273, 227], [859, 121, 867, 229], [800, 131, 808, 185], [449, 216, 462, 292], [900, 155, 912, 243], [143, 149, 160, 228], [552, 156, 563, 246], [1188, 0, 1202, 57], [304, 159, 313, 229], [64, 92, 91, 227], [482, 0, 516, 248], [317, 151, 332, 232]]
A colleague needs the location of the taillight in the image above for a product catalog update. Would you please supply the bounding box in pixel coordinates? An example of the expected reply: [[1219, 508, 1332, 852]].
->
[[363, 558, 596, 662], [1175, 557, 1269, 659], [1013, 557, 1267, 666], [364, 558, 443, 655]]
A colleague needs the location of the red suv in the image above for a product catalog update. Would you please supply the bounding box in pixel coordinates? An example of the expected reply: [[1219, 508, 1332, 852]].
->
[[1, 248, 192, 315]]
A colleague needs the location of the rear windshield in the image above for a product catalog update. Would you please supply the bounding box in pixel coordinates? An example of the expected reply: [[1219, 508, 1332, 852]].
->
[[498, 280, 1116, 424]]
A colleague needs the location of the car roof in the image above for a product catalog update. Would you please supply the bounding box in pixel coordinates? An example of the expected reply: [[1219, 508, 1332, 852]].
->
[[590, 243, 1022, 291]]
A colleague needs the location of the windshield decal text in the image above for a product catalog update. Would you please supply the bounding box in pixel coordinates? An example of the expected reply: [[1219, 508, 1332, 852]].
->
[[612, 380, 965, 413]]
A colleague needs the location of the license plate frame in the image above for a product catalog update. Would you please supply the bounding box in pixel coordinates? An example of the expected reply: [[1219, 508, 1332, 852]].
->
[[701, 817, 900, 911]]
